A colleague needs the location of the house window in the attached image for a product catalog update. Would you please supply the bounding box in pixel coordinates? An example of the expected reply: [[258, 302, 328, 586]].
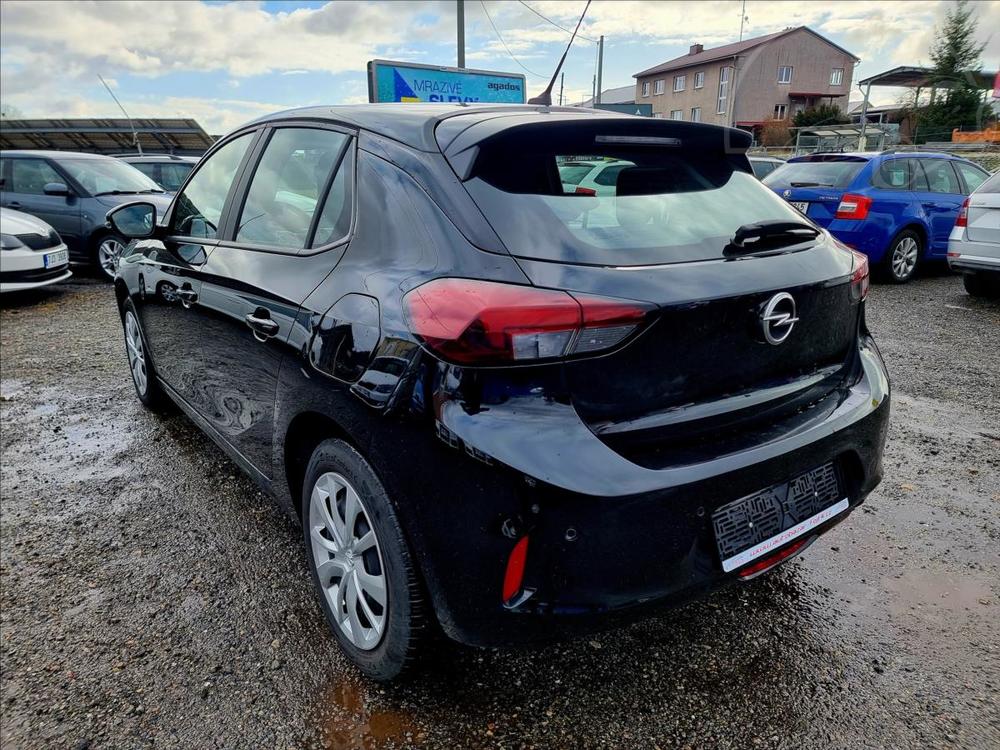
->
[[717, 67, 731, 114], [653, 79, 665, 95], [673, 75, 686, 92], [641, 81, 650, 97], [778, 66, 793, 84], [830, 68, 844, 86], [694, 71, 705, 89], [690, 107, 701, 122], [670, 110, 683, 120], [773, 104, 787, 120]]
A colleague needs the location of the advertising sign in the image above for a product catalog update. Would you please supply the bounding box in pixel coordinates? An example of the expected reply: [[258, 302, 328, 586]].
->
[[368, 60, 526, 104]]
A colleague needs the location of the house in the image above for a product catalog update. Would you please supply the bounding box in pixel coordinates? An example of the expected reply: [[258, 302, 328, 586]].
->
[[633, 27, 859, 134], [576, 84, 636, 107]]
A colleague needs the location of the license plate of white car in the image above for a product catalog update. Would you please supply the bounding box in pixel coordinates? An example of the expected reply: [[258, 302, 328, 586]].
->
[[44, 250, 68, 268], [790, 201, 809, 214]]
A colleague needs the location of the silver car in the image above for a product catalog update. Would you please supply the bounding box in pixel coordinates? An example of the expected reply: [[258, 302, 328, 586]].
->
[[948, 171, 1000, 297]]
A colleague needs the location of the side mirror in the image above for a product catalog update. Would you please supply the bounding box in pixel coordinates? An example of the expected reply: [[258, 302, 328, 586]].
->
[[107, 202, 157, 239], [43, 182, 70, 196]]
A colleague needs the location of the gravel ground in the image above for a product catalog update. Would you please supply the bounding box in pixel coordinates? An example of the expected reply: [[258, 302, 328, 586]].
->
[[1, 272, 998, 749]]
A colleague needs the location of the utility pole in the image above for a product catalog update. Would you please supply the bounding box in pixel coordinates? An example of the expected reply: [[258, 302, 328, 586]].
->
[[738, 0, 748, 42], [457, 0, 465, 68], [595, 35, 604, 105], [559, 72, 564, 106]]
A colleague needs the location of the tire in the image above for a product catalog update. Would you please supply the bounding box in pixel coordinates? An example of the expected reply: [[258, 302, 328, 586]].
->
[[963, 272, 1000, 298], [302, 439, 429, 681], [879, 229, 922, 284], [93, 231, 128, 281], [120, 298, 170, 411]]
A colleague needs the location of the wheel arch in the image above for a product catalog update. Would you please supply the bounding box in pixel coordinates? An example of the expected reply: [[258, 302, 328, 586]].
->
[[893, 221, 928, 254], [282, 410, 359, 520]]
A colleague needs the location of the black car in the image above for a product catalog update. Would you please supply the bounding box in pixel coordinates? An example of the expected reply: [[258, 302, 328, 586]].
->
[[108, 104, 890, 681], [118, 154, 198, 193]]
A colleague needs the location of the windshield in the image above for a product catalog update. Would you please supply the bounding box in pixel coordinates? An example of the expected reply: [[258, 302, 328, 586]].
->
[[558, 164, 595, 185], [59, 159, 164, 195], [763, 159, 865, 189], [466, 145, 811, 266]]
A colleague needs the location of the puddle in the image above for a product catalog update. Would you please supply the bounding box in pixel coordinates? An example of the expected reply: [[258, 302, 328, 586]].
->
[[318, 678, 424, 749], [886, 569, 994, 624]]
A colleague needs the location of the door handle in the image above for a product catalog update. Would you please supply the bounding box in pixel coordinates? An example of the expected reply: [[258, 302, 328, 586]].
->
[[175, 286, 198, 307], [7, 202, 21, 209], [245, 310, 279, 342]]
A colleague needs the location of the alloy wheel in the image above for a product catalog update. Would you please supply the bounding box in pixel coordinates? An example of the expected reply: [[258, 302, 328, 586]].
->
[[891, 236, 918, 281], [308, 472, 388, 651], [124, 311, 148, 396], [98, 237, 125, 279]]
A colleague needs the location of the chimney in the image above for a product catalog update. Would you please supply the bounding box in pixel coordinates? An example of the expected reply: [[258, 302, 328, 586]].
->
[[689, 43, 703, 55]]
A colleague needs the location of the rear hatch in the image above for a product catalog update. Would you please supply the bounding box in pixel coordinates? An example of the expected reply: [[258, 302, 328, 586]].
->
[[442, 116, 862, 463], [965, 175, 1000, 245], [762, 155, 869, 227]]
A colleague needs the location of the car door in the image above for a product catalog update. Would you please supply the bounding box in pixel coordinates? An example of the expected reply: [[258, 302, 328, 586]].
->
[[868, 157, 920, 231], [913, 158, 965, 258], [190, 124, 355, 475], [132, 130, 259, 405], [0, 157, 82, 249]]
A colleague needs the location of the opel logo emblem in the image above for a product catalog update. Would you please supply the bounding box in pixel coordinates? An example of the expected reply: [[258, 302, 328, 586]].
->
[[760, 292, 799, 345], [782, 189, 792, 198]]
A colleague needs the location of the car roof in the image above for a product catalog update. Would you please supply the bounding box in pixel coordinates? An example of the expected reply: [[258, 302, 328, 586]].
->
[[0, 149, 122, 161], [790, 150, 967, 163], [246, 103, 684, 152], [118, 154, 198, 163]]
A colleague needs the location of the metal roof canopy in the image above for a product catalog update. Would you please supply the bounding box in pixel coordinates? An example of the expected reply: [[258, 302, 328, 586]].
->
[[858, 65, 997, 90], [790, 124, 887, 137], [0, 118, 215, 155]]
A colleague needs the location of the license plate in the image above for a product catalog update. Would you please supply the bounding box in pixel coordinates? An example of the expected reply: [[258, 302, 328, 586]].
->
[[44, 249, 68, 268], [713, 462, 846, 573], [790, 201, 809, 214]]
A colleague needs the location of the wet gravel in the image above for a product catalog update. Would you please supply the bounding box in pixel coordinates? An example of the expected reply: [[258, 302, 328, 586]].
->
[[1, 272, 998, 749]]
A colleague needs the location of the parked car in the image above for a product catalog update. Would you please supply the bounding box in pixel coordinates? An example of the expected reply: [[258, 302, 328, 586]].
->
[[557, 158, 634, 195], [748, 155, 784, 180], [0, 150, 172, 279], [118, 154, 198, 193], [948, 171, 1000, 297], [763, 151, 990, 282], [0, 207, 71, 293], [108, 105, 889, 681]]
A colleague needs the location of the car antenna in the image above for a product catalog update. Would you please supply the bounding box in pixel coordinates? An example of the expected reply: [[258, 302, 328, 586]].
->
[[527, 0, 592, 106]]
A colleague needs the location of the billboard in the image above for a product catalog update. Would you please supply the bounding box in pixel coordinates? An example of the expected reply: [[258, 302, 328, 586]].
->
[[367, 60, 526, 104]]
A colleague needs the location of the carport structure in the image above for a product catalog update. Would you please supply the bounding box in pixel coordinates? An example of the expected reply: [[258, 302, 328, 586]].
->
[[0, 118, 215, 156]]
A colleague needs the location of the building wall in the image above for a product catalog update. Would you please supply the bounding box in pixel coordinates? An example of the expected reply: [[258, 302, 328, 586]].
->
[[634, 29, 856, 126]]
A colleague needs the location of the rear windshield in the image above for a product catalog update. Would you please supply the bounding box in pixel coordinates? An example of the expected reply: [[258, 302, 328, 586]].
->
[[464, 130, 810, 266], [762, 158, 865, 189]]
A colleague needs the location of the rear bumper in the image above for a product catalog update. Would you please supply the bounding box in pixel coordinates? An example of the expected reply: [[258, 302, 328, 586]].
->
[[948, 231, 1000, 273], [826, 221, 892, 262], [412, 336, 890, 646]]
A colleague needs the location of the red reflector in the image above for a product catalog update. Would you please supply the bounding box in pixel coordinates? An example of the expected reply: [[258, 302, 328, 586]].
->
[[574, 186, 597, 196], [402, 278, 653, 365], [850, 249, 869, 301], [737, 536, 811, 579], [955, 197, 969, 228], [502, 536, 530, 603], [835, 193, 872, 220]]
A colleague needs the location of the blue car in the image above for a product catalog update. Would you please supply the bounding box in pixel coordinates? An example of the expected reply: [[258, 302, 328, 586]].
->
[[763, 152, 990, 282]]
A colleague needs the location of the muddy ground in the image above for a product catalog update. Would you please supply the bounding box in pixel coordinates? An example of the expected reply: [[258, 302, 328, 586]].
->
[[1, 273, 998, 749]]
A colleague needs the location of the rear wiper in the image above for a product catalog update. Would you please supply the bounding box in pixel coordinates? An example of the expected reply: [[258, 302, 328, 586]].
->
[[789, 181, 833, 188], [725, 220, 820, 256]]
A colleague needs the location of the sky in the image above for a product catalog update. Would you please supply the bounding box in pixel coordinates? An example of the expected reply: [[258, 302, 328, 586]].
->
[[1, 0, 998, 134]]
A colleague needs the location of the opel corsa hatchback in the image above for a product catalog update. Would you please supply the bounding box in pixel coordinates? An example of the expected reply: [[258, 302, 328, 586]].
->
[[108, 105, 890, 680]]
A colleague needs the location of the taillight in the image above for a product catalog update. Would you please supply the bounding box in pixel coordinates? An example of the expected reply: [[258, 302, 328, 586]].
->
[[402, 278, 653, 365], [850, 249, 869, 302], [835, 193, 872, 220], [955, 197, 969, 228], [574, 186, 597, 196]]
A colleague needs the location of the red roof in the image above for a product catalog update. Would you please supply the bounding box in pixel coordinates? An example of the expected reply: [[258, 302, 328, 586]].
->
[[634, 26, 859, 79]]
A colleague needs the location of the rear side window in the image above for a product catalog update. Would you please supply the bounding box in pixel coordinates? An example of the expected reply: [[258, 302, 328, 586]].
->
[[917, 159, 961, 194], [235, 128, 349, 250], [464, 127, 809, 266], [172, 133, 253, 238], [160, 162, 193, 192], [10, 159, 63, 195], [558, 164, 593, 186], [311, 142, 354, 247], [750, 159, 780, 179], [762, 158, 864, 189], [976, 172, 1000, 194], [130, 162, 158, 181], [954, 162, 988, 193], [871, 159, 911, 189]]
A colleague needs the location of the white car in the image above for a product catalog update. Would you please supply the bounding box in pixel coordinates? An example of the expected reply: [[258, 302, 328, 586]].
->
[[0, 208, 71, 293], [558, 159, 634, 196], [948, 172, 1000, 297]]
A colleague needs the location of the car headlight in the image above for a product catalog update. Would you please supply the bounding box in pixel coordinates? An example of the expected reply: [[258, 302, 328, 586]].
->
[[0, 233, 26, 251]]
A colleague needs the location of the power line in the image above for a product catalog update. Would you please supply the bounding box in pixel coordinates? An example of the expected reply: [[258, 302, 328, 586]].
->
[[517, 0, 598, 44], [479, 0, 547, 78]]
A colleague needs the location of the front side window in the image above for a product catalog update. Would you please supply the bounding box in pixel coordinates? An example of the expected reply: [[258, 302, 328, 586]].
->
[[717, 67, 731, 114], [9, 159, 64, 195], [641, 81, 650, 97], [653, 79, 664, 95], [58, 158, 162, 196], [171, 132, 253, 239], [694, 71, 705, 89], [235, 127, 350, 250], [778, 66, 793, 84], [954, 161, 988, 193], [830, 68, 844, 86], [673, 75, 686, 92], [690, 107, 702, 122], [917, 159, 961, 195]]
